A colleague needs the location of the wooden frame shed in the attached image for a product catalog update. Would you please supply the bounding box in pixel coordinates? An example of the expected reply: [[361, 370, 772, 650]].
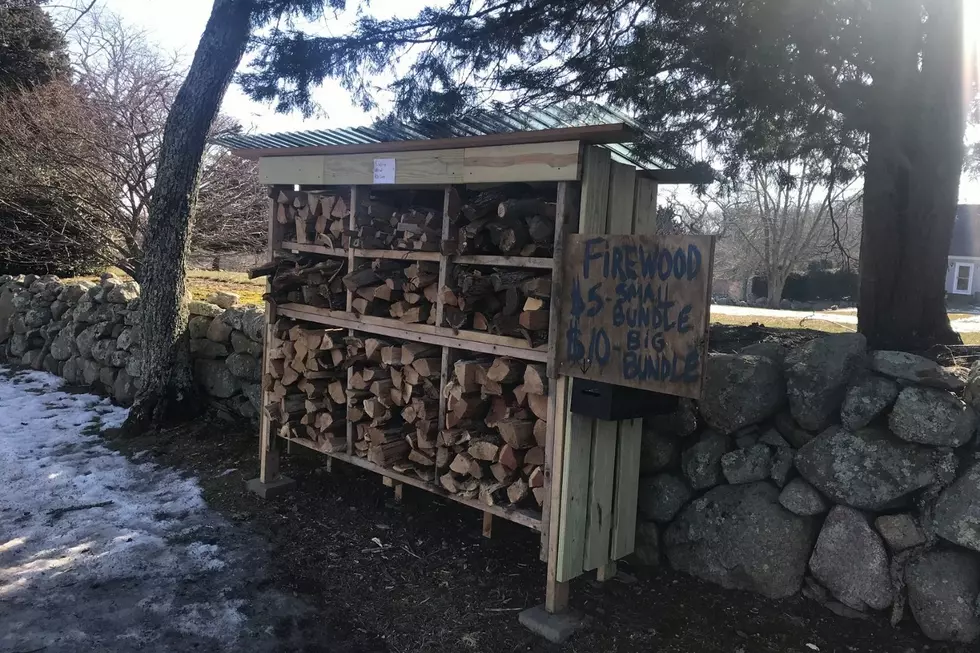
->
[[233, 117, 706, 621]]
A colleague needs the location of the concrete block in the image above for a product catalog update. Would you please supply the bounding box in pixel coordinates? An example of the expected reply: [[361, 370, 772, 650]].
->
[[518, 604, 583, 644], [246, 475, 296, 499]]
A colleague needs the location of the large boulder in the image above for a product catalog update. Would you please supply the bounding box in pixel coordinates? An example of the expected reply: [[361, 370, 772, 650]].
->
[[225, 352, 260, 381], [774, 410, 815, 449], [75, 322, 112, 359], [809, 506, 891, 612], [112, 369, 137, 406], [188, 316, 213, 340], [90, 339, 116, 365], [840, 375, 900, 430], [721, 444, 772, 484], [0, 287, 15, 343], [934, 462, 980, 553], [779, 478, 829, 516], [699, 354, 784, 434], [795, 427, 945, 511], [872, 350, 964, 391], [241, 383, 262, 413], [680, 431, 731, 490], [206, 317, 234, 343], [194, 359, 240, 398], [906, 550, 980, 643], [23, 306, 52, 329], [638, 473, 692, 523], [206, 291, 239, 309], [188, 300, 222, 317], [49, 329, 74, 361], [888, 386, 977, 447], [664, 482, 816, 599], [106, 280, 139, 304], [240, 306, 266, 342], [190, 338, 229, 359], [231, 330, 264, 357], [739, 342, 787, 365], [634, 521, 660, 567], [644, 399, 699, 439], [784, 333, 867, 431], [640, 428, 678, 474]]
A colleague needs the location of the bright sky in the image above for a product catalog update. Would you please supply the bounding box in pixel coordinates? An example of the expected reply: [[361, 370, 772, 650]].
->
[[95, 0, 980, 203]]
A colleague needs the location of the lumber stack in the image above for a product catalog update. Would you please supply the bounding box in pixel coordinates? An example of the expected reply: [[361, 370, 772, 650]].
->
[[445, 185, 557, 257], [438, 357, 548, 509], [348, 338, 441, 480], [343, 261, 438, 324], [441, 266, 551, 345], [267, 256, 347, 310], [263, 318, 351, 453], [275, 190, 350, 247]]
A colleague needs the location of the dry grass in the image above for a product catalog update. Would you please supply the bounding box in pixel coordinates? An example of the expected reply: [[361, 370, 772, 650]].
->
[[711, 314, 856, 333], [63, 267, 265, 306]]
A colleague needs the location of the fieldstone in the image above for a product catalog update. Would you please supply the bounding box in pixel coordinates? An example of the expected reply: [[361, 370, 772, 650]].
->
[[226, 352, 260, 381], [80, 358, 100, 386], [664, 482, 816, 599], [8, 333, 27, 357], [194, 359, 240, 398], [23, 349, 44, 369], [58, 282, 92, 303], [125, 351, 143, 378], [934, 462, 980, 553], [116, 328, 136, 352], [62, 357, 80, 385], [124, 301, 140, 325], [644, 399, 699, 439], [190, 339, 229, 359], [770, 447, 794, 488], [23, 306, 52, 329], [241, 383, 262, 412], [206, 317, 234, 343], [91, 303, 124, 325], [207, 291, 240, 309], [231, 330, 263, 357], [964, 360, 980, 411], [106, 280, 139, 303], [99, 366, 117, 388], [90, 339, 116, 365], [241, 307, 266, 342], [220, 307, 245, 331], [236, 397, 257, 420], [188, 300, 222, 317], [75, 323, 111, 359], [721, 444, 772, 484], [740, 342, 788, 365], [699, 354, 784, 434], [42, 354, 59, 375], [774, 410, 815, 449], [840, 375, 900, 430], [872, 350, 965, 391], [49, 330, 74, 361], [22, 273, 37, 286], [188, 316, 213, 340], [634, 521, 660, 567], [681, 431, 731, 490], [11, 292, 32, 311], [0, 287, 14, 343], [758, 429, 791, 449], [809, 506, 891, 612], [113, 369, 137, 406], [640, 428, 679, 473], [906, 550, 980, 643], [888, 386, 977, 447], [108, 349, 129, 368], [795, 426, 943, 511], [734, 426, 760, 449], [779, 478, 829, 516], [784, 333, 867, 431], [50, 300, 69, 320], [638, 473, 692, 523], [874, 514, 926, 552]]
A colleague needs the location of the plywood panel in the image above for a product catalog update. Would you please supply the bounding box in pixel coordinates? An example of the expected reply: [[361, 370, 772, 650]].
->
[[463, 141, 580, 183], [583, 419, 617, 570], [259, 155, 326, 185], [557, 233, 715, 398], [610, 419, 642, 559], [607, 162, 637, 234], [633, 177, 659, 233], [555, 413, 595, 582], [322, 150, 465, 185]]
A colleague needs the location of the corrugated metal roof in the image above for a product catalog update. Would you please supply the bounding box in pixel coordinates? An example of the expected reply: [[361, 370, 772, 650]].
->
[[218, 103, 671, 169]]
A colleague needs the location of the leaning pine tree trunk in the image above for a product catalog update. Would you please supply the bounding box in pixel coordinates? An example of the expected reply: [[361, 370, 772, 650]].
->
[[858, 0, 966, 351], [124, 0, 253, 433]]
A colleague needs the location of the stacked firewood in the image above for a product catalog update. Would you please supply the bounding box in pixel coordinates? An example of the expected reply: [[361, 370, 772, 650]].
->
[[348, 338, 441, 480], [263, 256, 347, 310], [438, 357, 548, 509], [263, 318, 351, 453], [343, 261, 438, 324], [350, 191, 449, 251], [445, 185, 557, 257], [275, 190, 350, 247], [441, 267, 551, 344]]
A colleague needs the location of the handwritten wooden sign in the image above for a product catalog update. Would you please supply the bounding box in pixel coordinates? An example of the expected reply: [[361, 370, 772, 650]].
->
[[557, 234, 715, 399]]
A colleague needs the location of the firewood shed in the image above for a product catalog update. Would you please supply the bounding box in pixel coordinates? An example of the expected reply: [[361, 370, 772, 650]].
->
[[225, 107, 714, 640]]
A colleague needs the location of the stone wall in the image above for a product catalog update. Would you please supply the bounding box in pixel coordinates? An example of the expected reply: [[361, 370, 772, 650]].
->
[[636, 334, 980, 643], [0, 273, 265, 420]]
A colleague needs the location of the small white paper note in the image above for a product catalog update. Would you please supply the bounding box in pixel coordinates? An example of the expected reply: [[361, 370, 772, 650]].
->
[[373, 158, 396, 184]]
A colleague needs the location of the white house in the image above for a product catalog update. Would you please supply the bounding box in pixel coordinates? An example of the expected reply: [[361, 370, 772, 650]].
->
[[946, 205, 980, 300]]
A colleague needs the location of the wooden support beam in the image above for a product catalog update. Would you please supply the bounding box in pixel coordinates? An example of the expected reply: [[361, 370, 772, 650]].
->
[[482, 512, 494, 539]]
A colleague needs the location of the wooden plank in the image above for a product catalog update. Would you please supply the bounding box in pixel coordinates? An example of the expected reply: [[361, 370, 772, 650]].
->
[[545, 375, 571, 597], [463, 141, 580, 183], [435, 186, 453, 328], [321, 149, 465, 185], [607, 162, 637, 235], [237, 123, 638, 159], [555, 233, 715, 399], [482, 512, 494, 539], [453, 254, 554, 269], [633, 177, 659, 233], [259, 197, 284, 484], [610, 419, 642, 560], [583, 419, 617, 571], [259, 155, 325, 184], [555, 413, 595, 582], [281, 242, 347, 258], [356, 248, 442, 262], [578, 146, 611, 235], [277, 304, 549, 362], [546, 182, 577, 378], [347, 186, 359, 312]]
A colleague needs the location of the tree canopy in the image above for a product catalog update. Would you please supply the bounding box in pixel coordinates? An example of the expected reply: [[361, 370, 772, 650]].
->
[[0, 0, 69, 93]]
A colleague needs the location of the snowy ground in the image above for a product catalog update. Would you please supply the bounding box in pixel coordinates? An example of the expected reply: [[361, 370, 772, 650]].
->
[[711, 304, 980, 332], [0, 367, 324, 652]]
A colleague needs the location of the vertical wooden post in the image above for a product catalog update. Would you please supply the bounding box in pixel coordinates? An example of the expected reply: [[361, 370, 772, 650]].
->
[[482, 512, 494, 539], [346, 185, 360, 455], [259, 192, 285, 484]]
